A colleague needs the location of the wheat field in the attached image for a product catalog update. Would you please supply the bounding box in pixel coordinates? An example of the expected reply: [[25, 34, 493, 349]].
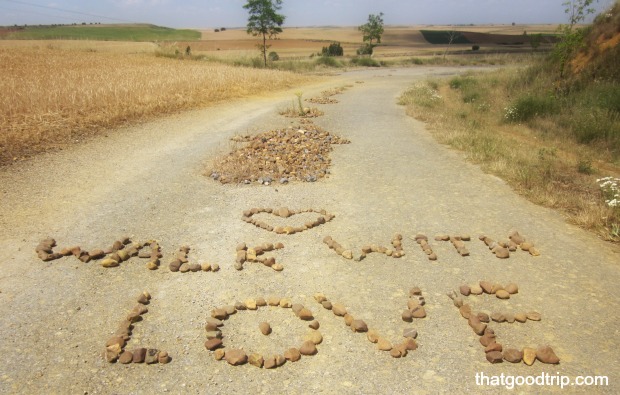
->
[[0, 46, 311, 164]]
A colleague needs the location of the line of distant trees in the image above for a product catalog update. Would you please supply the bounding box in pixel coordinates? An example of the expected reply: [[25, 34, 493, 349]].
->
[[5, 22, 103, 28]]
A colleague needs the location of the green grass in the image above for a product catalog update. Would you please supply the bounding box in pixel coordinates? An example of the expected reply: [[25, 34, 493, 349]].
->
[[5, 24, 200, 41], [349, 57, 381, 67]]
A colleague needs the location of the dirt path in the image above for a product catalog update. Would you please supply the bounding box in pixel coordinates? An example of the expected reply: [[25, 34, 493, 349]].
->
[[0, 67, 618, 394]]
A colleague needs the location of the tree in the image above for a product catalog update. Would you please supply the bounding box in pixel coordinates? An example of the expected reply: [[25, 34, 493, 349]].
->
[[554, 0, 598, 76], [358, 12, 384, 54], [243, 0, 286, 67]]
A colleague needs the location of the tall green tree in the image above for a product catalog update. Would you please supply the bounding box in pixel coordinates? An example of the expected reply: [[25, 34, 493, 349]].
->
[[243, 0, 285, 67], [358, 12, 384, 54]]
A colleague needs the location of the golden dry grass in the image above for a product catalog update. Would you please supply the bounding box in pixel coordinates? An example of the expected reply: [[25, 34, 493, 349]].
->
[[0, 46, 312, 164]]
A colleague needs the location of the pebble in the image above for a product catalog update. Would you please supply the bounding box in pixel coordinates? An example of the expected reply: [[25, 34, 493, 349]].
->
[[118, 351, 133, 364], [403, 338, 418, 351], [211, 264, 220, 272], [205, 330, 222, 340], [504, 313, 515, 323], [490, 312, 505, 323], [224, 305, 236, 315], [284, 348, 301, 362], [351, 320, 368, 333], [145, 349, 159, 364], [309, 320, 320, 330], [314, 293, 327, 303], [459, 304, 472, 319], [479, 334, 496, 347], [256, 297, 267, 307], [459, 285, 471, 296], [496, 290, 510, 299], [536, 346, 560, 364], [225, 349, 248, 366], [304, 331, 323, 345], [249, 353, 264, 368], [169, 261, 181, 272], [263, 356, 277, 369], [411, 306, 426, 319], [527, 312, 542, 321], [343, 314, 354, 326], [272, 264, 284, 271], [486, 351, 504, 364], [470, 285, 483, 295], [105, 345, 121, 363], [401, 310, 413, 322], [234, 301, 247, 311], [189, 263, 201, 272], [377, 338, 393, 351], [146, 261, 158, 270], [403, 328, 417, 339], [515, 313, 527, 323], [158, 351, 170, 364], [367, 329, 380, 343], [503, 348, 523, 363], [214, 349, 225, 360], [484, 342, 502, 353], [279, 299, 292, 308], [267, 297, 280, 306], [204, 339, 223, 351], [523, 348, 537, 366], [245, 299, 257, 310], [409, 287, 422, 296], [480, 281, 494, 294], [505, 283, 519, 294], [298, 308, 313, 320], [321, 301, 333, 310], [468, 316, 487, 336], [206, 318, 223, 327], [101, 259, 119, 268], [477, 312, 490, 323], [299, 341, 317, 355], [132, 348, 147, 363], [332, 303, 347, 316], [259, 322, 271, 336], [390, 348, 403, 358]]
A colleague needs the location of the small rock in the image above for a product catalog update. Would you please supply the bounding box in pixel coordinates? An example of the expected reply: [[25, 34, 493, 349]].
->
[[332, 303, 347, 316], [527, 312, 542, 321], [211, 309, 228, 320], [505, 283, 518, 294], [214, 349, 225, 360], [480, 281, 494, 294], [189, 263, 201, 272], [105, 344, 121, 363], [299, 341, 317, 355], [403, 328, 417, 339], [536, 346, 560, 364], [272, 263, 284, 271], [367, 329, 380, 343], [145, 349, 159, 364], [249, 353, 264, 368], [101, 258, 119, 268], [225, 349, 248, 366], [486, 351, 503, 364], [158, 351, 170, 364], [490, 312, 505, 323], [118, 351, 133, 364], [377, 338, 392, 351], [351, 320, 368, 333], [206, 317, 223, 327], [496, 290, 510, 299], [411, 306, 426, 319], [390, 348, 403, 358], [514, 313, 528, 323], [409, 287, 422, 296], [263, 356, 277, 369], [468, 316, 487, 336], [470, 285, 483, 295], [459, 285, 471, 296], [477, 312, 490, 323], [321, 301, 332, 310], [256, 297, 267, 307], [314, 293, 327, 303], [179, 263, 190, 273], [529, 247, 541, 256], [484, 342, 502, 353], [304, 331, 323, 345], [503, 348, 523, 363], [401, 310, 413, 322], [298, 308, 314, 321], [480, 334, 496, 347], [205, 330, 222, 340], [268, 297, 280, 306], [284, 348, 301, 362], [259, 322, 272, 335], [245, 299, 257, 310], [459, 304, 472, 319], [132, 348, 147, 363], [403, 338, 418, 351], [279, 298, 292, 308], [504, 313, 515, 323], [344, 314, 354, 326], [204, 338, 223, 351], [523, 347, 537, 366], [309, 320, 320, 330], [234, 301, 247, 311]]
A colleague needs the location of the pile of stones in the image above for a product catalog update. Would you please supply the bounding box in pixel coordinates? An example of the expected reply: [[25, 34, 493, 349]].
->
[[168, 245, 220, 273], [447, 282, 558, 365], [235, 242, 284, 271], [479, 230, 540, 259], [413, 233, 438, 261], [401, 287, 427, 322], [324, 233, 406, 261], [209, 124, 350, 185], [104, 291, 171, 365], [242, 207, 335, 235], [205, 298, 320, 368], [315, 292, 419, 359], [36, 237, 162, 270]]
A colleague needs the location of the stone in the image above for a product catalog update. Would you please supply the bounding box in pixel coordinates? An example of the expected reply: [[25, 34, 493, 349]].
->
[[189, 263, 201, 272], [520, 242, 533, 251], [204, 338, 223, 351], [245, 299, 257, 310], [298, 308, 314, 321], [503, 348, 523, 363], [332, 303, 347, 316], [145, 349, 159, 364], [351, 320, 368, 333], [459, 304, 472, 319], [411, 306, 426, 319], [211, 264, 220, 272], [132, 305, 148, 315], [342, 250, 353, 260], [137, 293, 150, 305], [344, 314, 354, 326], [205, 330, 222, 340], [314, 293, 327, 303], [178, 263, 190, 272], [491, 312, 505, 323], [259, 322, 271, 335], [279, 298, 292, 308], [377, 338, 393, 351], [263, 356, 277, 369], [509, 231, 525, 245], [206, 318, 223, 327], [211, 309, 228, 320], [101, 258, 119, 268], [367, 330, 380, 343], [214, 349, 225, 361], [409, 287, 422, 296], [480, 281, 494, 294], [505, 283, 518, 294], [459, 285, 471, 296], [106, 336, 126, 349], [118, 351, 133, 364], [321, 301, 332, 310], [529, 247, 541, 256], [523, 348, 537, 366], [403, 338, 418, 351], [496, 290, 510, 299], [486, 351, 504, 364], [401, 310, 413, 322], [234, 301, 247, 311], [407, 299, 420, 310], [268, 297, 280, 306], [403, 328, 417, 339], [146, 261, 158, 270], [470, 285, 483, 295], [169, 260, 181, 272], [504, 313, 515, 323], [536, 346, 560, 364], [249, 353, 264, 368], [484, 342, 502, 353], [224, 305, 236, 315], [256, 297, 267, 307], [132, 348, 147, 363], [304, 331, 323, 345], [428, 253, 438, 261], [272, 264, 284, 271], [299, 341, 317, 355], [480, 334, 496, 347], [275, 354, 286, 367], [277, 207, 291, 218], [390, 348, 404, 358], [309, 320, 320, 330], [527, 312, 542, 321], [491, 284, 504, 294], [225, 349, 248, 366], [284, 348, 301, 362], [515, 313, 528, 323], [468, 316, 487, 336], [105, 344, 122, 363], [452, 297, 464, 308], [158, 351, 170, 364], [234, 261, 244, 270]]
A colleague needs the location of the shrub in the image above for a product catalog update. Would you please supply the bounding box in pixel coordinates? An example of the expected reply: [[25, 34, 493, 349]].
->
[[472, 45, 480, 51], [268, 51, 279, 61], [322, 42, 344, 57], [356, 44, 374, 56], [350, 57, 380, 67], [505, 94, 557, 123], [214, 29, 220, 32], [315, 56, 342, 68]]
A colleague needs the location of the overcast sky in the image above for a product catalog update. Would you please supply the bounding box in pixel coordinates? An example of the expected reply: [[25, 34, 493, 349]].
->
[[0, 0, 614, 28]]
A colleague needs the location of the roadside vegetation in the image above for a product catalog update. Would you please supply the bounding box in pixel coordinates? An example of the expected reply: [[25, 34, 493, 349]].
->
[[399, 2, 620, 241], [0, 47, 310, 165]]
